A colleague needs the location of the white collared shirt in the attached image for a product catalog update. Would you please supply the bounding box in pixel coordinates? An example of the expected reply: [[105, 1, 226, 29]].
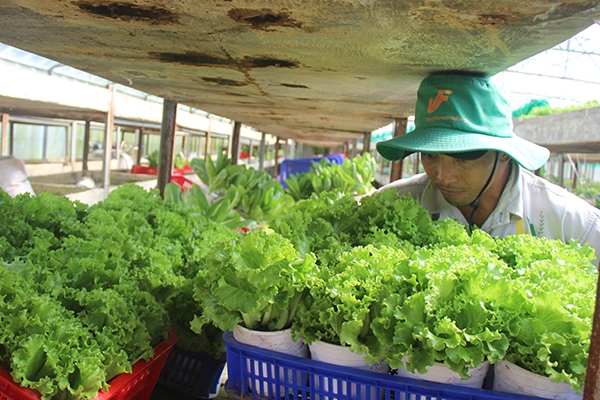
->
[[378, 166, 600, 267]]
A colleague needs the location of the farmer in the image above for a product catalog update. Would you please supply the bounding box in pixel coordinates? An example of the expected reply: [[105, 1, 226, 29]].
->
[[376, 71, 600, 267]]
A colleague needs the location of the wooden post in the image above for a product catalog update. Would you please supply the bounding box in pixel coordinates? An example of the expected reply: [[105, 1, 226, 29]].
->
[[102, 84, 116, 199], [389, 118, 408, 183], [259, 132, 266, 171], [363, 132, 371, 154], [274, 137, 281, 177], [557, 154, 564, 188], [115, 126, 122, 169], [70, 120, 77, 172], [231, 121, 241, 165], [134, 128, 142, 166], [349, 139, 357, 158], [204, 115, 212, 162], [82, 120, 91, 173], [181, 131, 187, 158], [157, 100, 178, 197], [572, 161, 579, 190], [1, 113, 8, 156]]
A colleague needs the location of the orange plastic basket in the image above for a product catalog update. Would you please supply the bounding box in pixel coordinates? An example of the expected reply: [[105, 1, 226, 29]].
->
[[0, 329, 178, 400]]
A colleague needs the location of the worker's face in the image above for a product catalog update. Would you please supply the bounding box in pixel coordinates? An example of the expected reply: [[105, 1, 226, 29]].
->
[[420, 151, 498, 207]]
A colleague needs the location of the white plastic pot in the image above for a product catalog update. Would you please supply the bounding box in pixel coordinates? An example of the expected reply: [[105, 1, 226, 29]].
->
[[309, 339, 389, 400], [394, 357, 490, 400], [493, 360, 582, 400], [396, 358, 490, 389], [233, 325, 309, 397]]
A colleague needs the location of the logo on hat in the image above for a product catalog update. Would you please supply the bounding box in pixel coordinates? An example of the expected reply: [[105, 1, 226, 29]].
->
[[427, 89, 453, 113]]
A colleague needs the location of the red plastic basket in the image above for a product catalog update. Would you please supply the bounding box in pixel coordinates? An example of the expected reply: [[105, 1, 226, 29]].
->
[[131, 165, 159, 175], [131, 165, 193, 176], [0, 329, 178, 400], [170, 176, 197, 192]]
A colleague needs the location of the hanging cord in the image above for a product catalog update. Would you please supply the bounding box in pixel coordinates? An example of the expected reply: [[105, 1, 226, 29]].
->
[[468, 151, 499, 233]]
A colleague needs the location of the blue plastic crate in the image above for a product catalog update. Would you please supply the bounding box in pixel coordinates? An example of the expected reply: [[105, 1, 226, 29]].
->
[[157, 344, 227, 399], [280, 154, 345, 188], [223, 331, 546, 400]]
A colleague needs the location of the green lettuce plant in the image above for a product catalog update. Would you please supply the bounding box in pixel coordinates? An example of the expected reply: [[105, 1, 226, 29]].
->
[[492, 234, 597, 393], [373, 235, 511, 380], [291, 244, 414, 364], [190, 228, 317, 333]]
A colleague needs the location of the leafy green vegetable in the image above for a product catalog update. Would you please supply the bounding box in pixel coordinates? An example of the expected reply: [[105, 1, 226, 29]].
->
[[491, 234, 596, 392], [147, 150, 159, 168], [191, 228, 316, 333], [285, 153, 378, 201], [0, 184, 241, 397], [355, 189, 435, 247], [190, 154, 294, 224], [164, 183, 247, 229], [375, 240, 511, 379], [190, 152, 232, 194], [292, 245, 413, 364], [173, 152, 187, 169]]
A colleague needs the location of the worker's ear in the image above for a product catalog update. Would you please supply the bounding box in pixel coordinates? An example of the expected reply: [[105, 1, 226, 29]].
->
[[499, 152, 511, 163]]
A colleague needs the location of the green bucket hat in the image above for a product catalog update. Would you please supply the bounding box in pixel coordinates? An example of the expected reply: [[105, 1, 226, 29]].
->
[[376, 73, 550, 171]]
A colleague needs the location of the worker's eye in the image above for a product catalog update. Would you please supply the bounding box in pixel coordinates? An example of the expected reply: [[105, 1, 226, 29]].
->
[[421, 153, 438, 160]]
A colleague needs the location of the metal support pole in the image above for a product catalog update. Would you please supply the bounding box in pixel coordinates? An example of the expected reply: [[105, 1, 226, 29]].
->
[[43, 126, 49, 160], [571, 161, 579, 191], [157, 100, 178, 197], [289, 140, 295, 159]]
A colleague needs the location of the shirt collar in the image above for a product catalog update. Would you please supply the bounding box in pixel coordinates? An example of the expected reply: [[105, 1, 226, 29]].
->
[[493, 162, 523, 213]]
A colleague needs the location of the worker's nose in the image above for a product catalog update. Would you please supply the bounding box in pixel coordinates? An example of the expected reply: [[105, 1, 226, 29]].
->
[[433, 158, 457, 184]]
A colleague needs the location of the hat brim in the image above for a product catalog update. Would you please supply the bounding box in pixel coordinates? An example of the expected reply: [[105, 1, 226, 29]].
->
[[376, 127, 550, 171]]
